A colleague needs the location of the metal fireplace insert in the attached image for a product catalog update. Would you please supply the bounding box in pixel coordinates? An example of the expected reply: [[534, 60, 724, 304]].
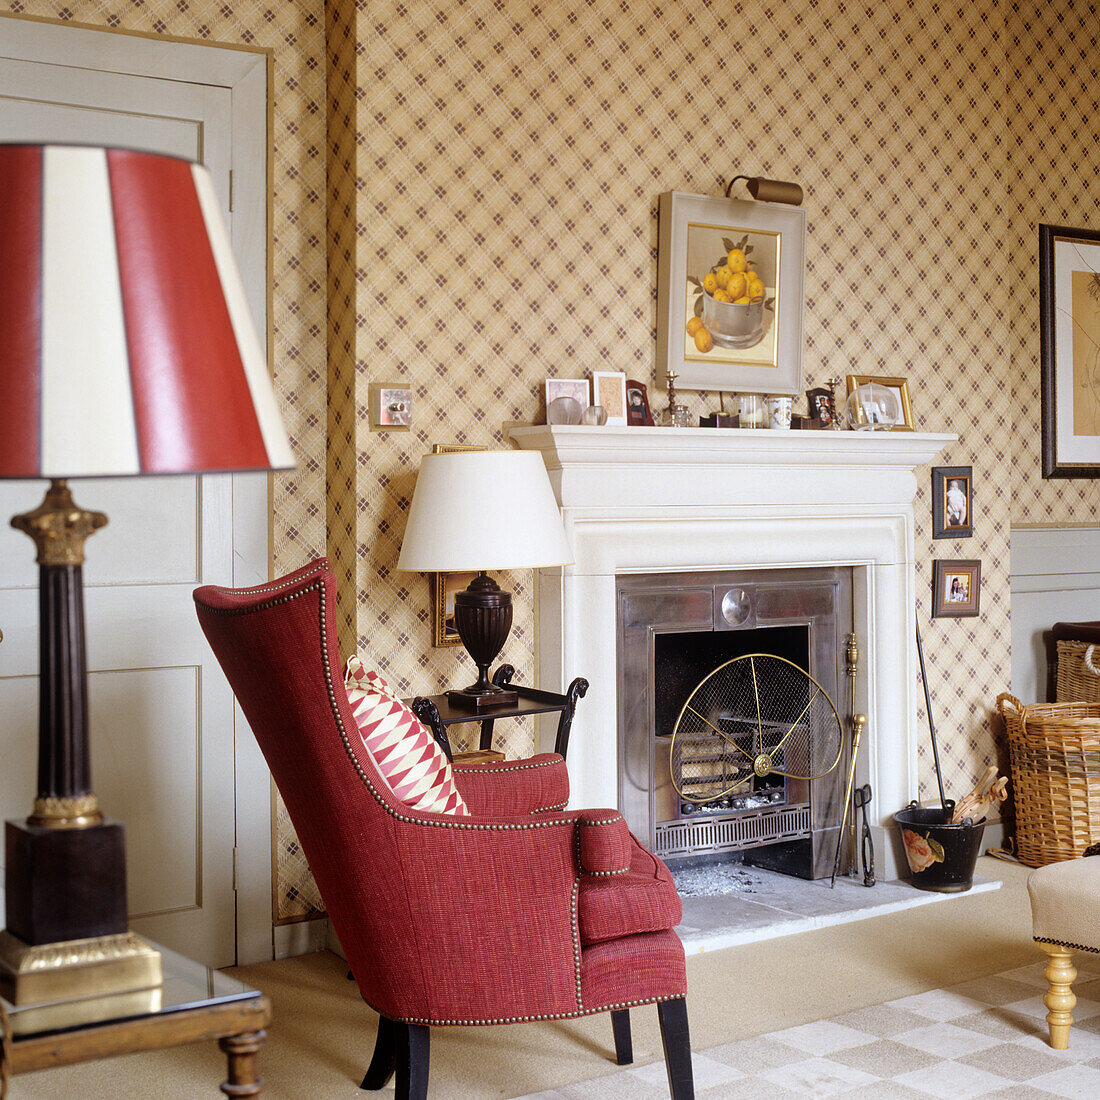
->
[[617, 567, 854, 879]]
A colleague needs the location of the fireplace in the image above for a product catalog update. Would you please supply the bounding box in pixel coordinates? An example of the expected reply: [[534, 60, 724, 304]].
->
[[619, 567, 853, 879], [506, 424, 954, 881]]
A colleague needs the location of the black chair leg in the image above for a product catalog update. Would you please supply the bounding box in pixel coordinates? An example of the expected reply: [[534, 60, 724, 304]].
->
[[657, 997, 695, 1100], [360, 1015, 397, 1090], [611, 1008, 633, 1065], [395, 1021, 430, 1100]]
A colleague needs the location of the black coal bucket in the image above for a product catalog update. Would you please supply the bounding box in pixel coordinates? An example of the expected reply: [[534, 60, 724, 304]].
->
[[894, 802, 985, 893]]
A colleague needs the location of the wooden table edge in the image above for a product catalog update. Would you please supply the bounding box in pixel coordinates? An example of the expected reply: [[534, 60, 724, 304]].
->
[[10, 993, 272, 1074]]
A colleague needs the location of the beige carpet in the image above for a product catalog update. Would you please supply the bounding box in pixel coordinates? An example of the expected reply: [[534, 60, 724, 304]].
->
[[8, 857, 1041, 1098]]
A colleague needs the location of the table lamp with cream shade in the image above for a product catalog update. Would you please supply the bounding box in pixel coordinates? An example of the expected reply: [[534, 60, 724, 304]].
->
[[0, 144, 294, 1003], [397, 450, 573, 708]]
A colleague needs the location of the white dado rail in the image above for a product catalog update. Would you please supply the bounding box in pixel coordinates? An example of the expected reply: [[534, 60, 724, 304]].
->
[[506, 424, 955, 880]]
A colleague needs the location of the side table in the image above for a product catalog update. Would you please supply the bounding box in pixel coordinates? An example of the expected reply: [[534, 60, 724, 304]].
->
[[3, 941, 272, 1097], [409, 665, 588, 761]]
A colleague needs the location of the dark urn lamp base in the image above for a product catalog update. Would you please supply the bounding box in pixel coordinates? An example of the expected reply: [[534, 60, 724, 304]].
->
[[446, 572, 519, 710]]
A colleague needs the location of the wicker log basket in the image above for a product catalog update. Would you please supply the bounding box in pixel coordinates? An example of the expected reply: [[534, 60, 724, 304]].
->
[[998, 692, 1100, 866]]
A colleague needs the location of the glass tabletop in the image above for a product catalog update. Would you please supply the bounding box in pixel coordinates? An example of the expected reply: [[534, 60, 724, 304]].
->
[[2, 940, 261, 1040]]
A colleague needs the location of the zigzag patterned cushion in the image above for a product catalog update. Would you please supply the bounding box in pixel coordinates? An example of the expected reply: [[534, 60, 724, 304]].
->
[[344, 656, 469, 816]]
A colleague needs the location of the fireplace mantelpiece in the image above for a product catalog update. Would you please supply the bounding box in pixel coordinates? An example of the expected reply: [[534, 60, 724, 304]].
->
[[506, 425, 955, 880]]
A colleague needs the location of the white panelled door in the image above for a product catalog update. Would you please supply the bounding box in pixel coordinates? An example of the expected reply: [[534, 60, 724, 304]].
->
[[0, 18, 273, 966]]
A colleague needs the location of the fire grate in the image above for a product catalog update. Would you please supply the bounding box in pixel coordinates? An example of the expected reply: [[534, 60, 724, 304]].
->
[[654, 803, 811, 860]]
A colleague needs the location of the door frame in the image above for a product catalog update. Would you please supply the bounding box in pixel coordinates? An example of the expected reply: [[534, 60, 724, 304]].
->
[[0, 13, 276, 964]]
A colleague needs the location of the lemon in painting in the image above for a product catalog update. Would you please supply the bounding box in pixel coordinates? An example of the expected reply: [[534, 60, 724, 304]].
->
[[716, 265, 732, 289], [686, 316, 704, 336], [694, 327, 713, 353], [703, 271, 718, 296], [727, 248, 748, 273], [726, 272, 746, 300]]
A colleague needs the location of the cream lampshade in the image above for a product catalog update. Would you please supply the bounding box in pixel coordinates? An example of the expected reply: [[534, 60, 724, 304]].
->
[[397, 450, 572, 707]]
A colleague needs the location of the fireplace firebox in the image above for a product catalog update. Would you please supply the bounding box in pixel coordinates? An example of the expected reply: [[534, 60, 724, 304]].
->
[[618, 567, 854, 879]]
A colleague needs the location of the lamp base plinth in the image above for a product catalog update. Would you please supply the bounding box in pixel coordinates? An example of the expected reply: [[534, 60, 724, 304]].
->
[[445, 684, 519, 710], [5, 818, 128, 946], [0, 929, 162, 1005]]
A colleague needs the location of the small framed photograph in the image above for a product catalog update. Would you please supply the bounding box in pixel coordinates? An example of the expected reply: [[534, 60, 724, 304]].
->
[[845, 374, 914, 430], [931, 466, 973, 539], [369, 382, 412, 430], [543, 376, 589, 418], [932, 559, 981, 618], [433, 571, 477, 647], [626, 379, 654, 426], [593, 371, 628, 425], [805, 386, 836, 428], [1039, 223, 1100, 477]]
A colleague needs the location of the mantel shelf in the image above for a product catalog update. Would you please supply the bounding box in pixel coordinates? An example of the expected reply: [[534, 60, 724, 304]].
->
[[506, 424, 957, 473]]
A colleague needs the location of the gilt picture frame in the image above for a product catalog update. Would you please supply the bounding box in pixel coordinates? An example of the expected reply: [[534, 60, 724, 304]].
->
[[432, 571, 477, 647], [656, 191, 805, 395], [1039, 223, 1100, 478]]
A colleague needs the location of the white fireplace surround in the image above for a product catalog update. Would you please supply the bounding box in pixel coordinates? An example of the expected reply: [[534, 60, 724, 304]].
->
[[507, 425, 955, 881]]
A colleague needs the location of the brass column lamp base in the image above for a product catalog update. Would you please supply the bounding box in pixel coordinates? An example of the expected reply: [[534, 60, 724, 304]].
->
[[3, 480, 161, 1005], [0, 929, 162, 1005]]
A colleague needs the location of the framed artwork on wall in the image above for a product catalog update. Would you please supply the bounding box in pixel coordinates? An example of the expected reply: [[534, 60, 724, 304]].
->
[[432, 571, 477, 647], [1039, 223, 1100, 478], [369, 382, 412, 430], [932, 559, 981, 618], [931, 466, 973, 539], [656, 190, 805, 395]]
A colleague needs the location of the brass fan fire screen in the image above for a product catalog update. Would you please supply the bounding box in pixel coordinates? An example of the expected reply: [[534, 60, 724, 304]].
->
[[670, 653, 843, 805]]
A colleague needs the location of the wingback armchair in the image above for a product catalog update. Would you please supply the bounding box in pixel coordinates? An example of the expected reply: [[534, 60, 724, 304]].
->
[[194, 559, 693, 1099]]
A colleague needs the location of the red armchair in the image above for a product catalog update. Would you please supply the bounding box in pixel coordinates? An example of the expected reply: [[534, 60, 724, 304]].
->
[[194, 560, 693, 1099]]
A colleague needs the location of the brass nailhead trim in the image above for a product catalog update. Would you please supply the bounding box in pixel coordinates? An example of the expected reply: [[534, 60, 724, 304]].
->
[[1035, 936, 1100, 954], [361, 992, 684, 1028]]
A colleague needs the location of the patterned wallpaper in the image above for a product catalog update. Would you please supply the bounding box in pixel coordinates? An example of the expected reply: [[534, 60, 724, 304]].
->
[[8, 0, 1098, 924], [358, 0, 1031, 805]]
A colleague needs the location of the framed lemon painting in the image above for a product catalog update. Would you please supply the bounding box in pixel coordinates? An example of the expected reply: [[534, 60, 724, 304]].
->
[[657, 191, 805, 395]]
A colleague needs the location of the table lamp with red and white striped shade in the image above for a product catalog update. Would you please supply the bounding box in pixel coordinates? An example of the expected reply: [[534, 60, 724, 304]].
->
[[0, 144, 294, 1003]]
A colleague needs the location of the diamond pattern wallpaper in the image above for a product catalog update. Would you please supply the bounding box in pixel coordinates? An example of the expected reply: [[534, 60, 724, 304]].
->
[[6, 0, 1098, 925]]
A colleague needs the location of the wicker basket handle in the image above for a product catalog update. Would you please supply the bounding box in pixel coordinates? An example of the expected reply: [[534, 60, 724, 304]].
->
[[996, 692, 1024, 717], [1084, 645, 1100, 677]]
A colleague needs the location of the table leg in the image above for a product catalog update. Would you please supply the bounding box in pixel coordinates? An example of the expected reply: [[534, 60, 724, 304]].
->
[[218, 1029, 267, 1097]]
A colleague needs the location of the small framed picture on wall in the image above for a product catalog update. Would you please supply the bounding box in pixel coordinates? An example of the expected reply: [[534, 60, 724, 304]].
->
[[931, 466, 973, 539], [932, 559, 981, 618], [433, 571, 477, 647]]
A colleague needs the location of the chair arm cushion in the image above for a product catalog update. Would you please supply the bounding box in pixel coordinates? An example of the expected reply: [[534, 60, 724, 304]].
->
[[451, 753, 569, 816], [576, 810, 633, 875], [1029, 857, 1100, 952]]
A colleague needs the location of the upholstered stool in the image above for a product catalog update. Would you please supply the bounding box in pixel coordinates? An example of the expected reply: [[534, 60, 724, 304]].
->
[[1028, 857, 1100, 1048]]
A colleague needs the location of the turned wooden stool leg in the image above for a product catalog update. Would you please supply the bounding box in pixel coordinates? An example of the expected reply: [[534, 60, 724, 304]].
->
[[219, 1029, 267, 1097], [1038, 942, 1077, 1050]]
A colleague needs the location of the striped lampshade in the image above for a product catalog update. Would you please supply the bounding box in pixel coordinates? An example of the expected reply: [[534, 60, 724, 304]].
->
[[0, 144, 294, 479]]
